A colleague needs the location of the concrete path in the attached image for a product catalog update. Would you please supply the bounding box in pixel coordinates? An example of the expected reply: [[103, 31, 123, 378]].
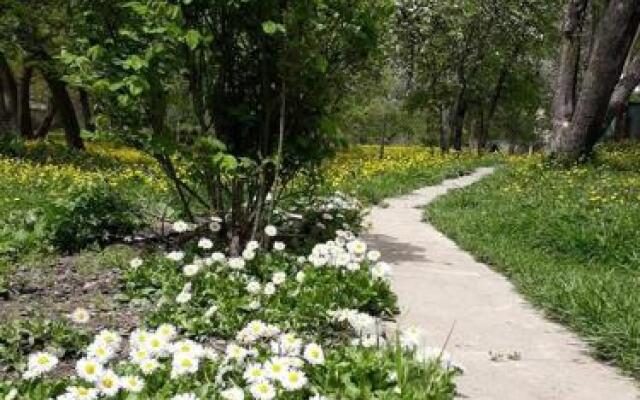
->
[[364, 167, 639, 400]]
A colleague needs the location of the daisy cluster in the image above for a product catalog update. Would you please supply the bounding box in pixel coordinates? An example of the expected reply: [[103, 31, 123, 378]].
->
[[307, 231, 392, 281], [15, 219, 459, 398], [22, 319, 329, 400], [271, 192, 366, 249]]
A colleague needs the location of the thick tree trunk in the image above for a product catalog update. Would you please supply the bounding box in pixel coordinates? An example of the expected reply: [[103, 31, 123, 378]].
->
[[78, 89, 95, 132], [18, 66, 33, 138], [34, 97, 57, 139], [43, 74, 84, 150], [550, 0, 588, 147], [549, 1, 640, 160], [0, 53, 18, 125]]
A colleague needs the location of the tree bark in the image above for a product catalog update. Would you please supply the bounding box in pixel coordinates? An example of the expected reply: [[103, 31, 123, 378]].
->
[[475, 109, 485, 154], [78, 89, 95, 132], [549, 1, 640, 160], [43, 74, 84, 149], [451, 98, 466, 151], [611, 52, 640, 139], [439, 105, 449, 153], [482, 47, 518, 141], [0, 74, 6, 116], [378, 115, 387, 159], [18, 66, 33, 138], [0, 53, 18, 125], [34, 97, 57, 139], [550, 0, 588, 145]]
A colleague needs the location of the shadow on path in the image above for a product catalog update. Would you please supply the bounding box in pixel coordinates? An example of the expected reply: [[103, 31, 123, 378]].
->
[[364, 233, 429, 264]]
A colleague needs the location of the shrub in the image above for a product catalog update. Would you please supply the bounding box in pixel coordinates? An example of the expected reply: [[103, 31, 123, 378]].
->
[[49, 184, 142, 253]]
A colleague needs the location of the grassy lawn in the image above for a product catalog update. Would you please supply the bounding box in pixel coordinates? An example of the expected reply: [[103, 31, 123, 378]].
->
[[425, 144, 640, 377], [0, 140, 171, 255], [322, 145, 499, 205]]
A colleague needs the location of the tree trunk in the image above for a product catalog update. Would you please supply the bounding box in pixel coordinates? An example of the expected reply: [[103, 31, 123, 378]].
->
[[475, 110, 485, 154], [439, 105, 449, 153], [78, 89, 95, 132], [34, 97, 57, 139], [608, 45, 640, 140], [378, 115, 386, 159], [43, 74, 84, 150], [549, 1, 640, 160], [613, 106, 628, 140], [18, 66, 33, 138], [482, 48, 517, 141], [451, 100, 466, 151], [550, 0, 588, 146], [0, 74, 6, 116], [0, 53, 18, 125]]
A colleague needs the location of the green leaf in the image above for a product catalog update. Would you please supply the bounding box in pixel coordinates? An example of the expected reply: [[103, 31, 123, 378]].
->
[[262, 21, 285, 35], [185, 29, 201, 50], [124, 55, 146, 71]]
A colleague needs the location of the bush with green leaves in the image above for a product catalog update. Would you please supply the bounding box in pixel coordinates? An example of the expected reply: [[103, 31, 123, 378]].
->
[[124, 240, 397, 340], [49, 184, 142, 253]]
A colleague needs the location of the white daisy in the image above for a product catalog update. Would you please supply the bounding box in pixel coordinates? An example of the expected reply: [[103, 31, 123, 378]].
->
[[24, 351, 58, 378], [156, 323, 178, 340], [171, 393, 197, 400], [243, 363, 266, 383], [211, 252, 226, 262], [271, 271, 286, 285], [76, 358, 103, 382], [279, 369, 308, 391], [129, 257, 143, 268], [263, 282, 276, 296], [198, 238, 213, 249], [264, 225, 277, 237], [171, 353, 199, 378], [61, 386, 99, 400], [303, 343, 325, 365], [166, 251, 185, 262], [96, 369, 121, 396], [139, 358, 161, 375], [87, 342, 115, 364], [250, 380, 276, 400], [69, 307, 90, 324], [246, 281, 262, 294], [228, 257, 246, 270], [121, 375, 144, 393], [220, 387, 244, 400], [242, 248, 256, 261], [172, 220, 190, 233]]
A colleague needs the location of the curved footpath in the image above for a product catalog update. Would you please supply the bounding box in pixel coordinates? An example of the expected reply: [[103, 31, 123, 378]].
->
[[364, 167, 639, 400]]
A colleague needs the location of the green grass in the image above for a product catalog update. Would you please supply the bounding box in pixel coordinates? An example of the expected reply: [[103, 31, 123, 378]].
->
[[425, 148, 640, 377], [0, 139, 172, 261], [322, 146, 501, 205]]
